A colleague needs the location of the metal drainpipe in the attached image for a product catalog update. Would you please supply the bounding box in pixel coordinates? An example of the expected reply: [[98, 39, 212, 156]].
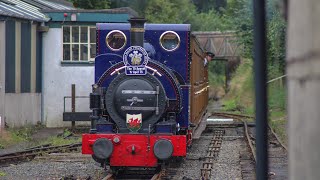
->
[[253, 0, 268, 179], [40, 30, 44, 125]]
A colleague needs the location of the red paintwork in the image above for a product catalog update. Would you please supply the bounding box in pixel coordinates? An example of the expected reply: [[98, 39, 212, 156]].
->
[[82, 134, 187, 167]]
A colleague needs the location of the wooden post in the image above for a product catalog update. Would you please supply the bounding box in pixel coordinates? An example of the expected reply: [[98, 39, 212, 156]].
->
[[287, 0, 320, 179], [71, 84, 75, 129]]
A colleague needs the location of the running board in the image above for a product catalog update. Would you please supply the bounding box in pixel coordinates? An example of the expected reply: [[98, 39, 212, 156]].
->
[[192, 113, 209, 140]]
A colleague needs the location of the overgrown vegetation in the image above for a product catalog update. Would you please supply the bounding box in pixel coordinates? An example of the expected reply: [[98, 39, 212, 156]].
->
[[0, 171, 6, 177], [40, 129, 81, 146], [223, 58, 254, 114], [0, 125, 41, 148], [0, 127, 81, 149], [222, 58, 287, 144]]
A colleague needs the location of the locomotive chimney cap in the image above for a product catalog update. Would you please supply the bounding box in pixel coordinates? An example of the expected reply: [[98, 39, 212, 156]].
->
[[129, 17, 147, 32], [128, 17, 147, 26]]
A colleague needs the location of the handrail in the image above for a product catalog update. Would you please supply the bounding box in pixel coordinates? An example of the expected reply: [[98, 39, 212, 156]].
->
[[267, 74, 287, 84], [63, 96, 89, 112]]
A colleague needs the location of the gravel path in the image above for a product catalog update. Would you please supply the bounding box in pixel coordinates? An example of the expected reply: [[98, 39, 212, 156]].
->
[[210, 128, 243, 180], [0, 157, 107, 179], [210, 138, 242, 180], [172, 136, 212, 179]]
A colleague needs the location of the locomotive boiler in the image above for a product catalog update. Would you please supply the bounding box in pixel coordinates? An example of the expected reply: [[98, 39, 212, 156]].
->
[[82, 18, 209, 170]]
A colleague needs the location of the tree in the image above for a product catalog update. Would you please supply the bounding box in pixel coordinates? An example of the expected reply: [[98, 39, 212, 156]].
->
[[109, 0, 147, 16], [72, 0, 110, 9], [193, 0, 226, 13], [144, 0, 197, 24]]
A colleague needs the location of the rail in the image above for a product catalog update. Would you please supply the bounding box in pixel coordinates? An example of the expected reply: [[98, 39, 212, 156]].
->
[[0, 143, 81, 166]]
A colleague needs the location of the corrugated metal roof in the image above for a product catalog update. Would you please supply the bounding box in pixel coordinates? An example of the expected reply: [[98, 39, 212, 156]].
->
[[0, 0, 74, 22]]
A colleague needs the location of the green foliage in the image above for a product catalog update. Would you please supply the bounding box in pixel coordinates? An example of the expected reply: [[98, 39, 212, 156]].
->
[[269, 117, 287, 145], [229, 0, 253, 58], [222, 99, 237, 111], [190, 10, 233, 31], [14, 127, 35, 140], [145, 0, 196, 24], [0, 171, 6, 177], [229, 0, 286, 75], [110, 0, 147, 16], [223, 59, 254, 114], [71, 0, 110, 9], [268, 83, 286, 111], [0, 130, 26, 148], [144, 0, 233, 32], [267, 11, 286, 76], [62, 129, 72, 138], [194, 0, 226, 13], [41, 136, 81, 146]]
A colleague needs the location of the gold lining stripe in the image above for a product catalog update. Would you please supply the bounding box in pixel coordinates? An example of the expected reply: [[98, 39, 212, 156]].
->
[[130, 28, 145, 32]]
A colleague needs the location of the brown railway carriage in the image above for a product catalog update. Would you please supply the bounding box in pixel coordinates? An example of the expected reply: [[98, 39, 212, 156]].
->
[[190, 34, 209, 127]]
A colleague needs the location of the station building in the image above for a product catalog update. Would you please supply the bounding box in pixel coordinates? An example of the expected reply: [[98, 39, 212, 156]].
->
[[0, 0, 136, 127]]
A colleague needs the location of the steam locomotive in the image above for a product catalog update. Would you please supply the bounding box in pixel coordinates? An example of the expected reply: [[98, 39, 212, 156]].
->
[[82, 18, 209, 170]]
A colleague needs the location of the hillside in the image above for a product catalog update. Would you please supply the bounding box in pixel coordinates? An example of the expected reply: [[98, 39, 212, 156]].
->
[[211, 58, 288, 145]]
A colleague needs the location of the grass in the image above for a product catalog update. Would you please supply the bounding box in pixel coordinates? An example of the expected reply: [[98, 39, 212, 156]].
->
[[268, 83, 287, 145], [34, 128, 81, 146], [40, 136, 81, 146], [0, 124, 46, 148], [0, 127, 81, 149], [208, 60, 228, 99], [0, 171, 6, 177], [221, 58, 288, 144], [222, 58, 255, 114], [0, 128, 31, 148]]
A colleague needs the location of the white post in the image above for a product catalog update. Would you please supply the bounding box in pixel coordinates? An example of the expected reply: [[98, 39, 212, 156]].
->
[[287, 0, 320, 179]]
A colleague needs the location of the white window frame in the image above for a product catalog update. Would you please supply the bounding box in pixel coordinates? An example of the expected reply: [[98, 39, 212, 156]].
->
[[62, 26, 96, 61]]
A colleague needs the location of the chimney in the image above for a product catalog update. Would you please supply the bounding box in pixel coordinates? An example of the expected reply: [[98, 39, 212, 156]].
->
[[128, 17, 147, 47]]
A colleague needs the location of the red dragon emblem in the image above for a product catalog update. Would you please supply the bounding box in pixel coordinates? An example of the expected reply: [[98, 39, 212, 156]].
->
[[126, 114, 142, 132]]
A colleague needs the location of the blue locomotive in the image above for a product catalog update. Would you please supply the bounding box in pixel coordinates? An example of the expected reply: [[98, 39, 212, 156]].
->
[[82, 18, 209, 169]]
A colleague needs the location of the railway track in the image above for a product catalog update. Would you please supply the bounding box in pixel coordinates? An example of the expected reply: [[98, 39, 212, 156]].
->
[[102, 162, 179, 180], [213, 112, 288, 179], [200, 129, 224, 179], [0, 143, 81, 166], [212, 112, 287, 150]]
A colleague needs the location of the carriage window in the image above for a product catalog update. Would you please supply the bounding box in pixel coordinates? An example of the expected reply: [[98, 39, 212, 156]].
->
[[106, 30, 127, 51], [63, 26, 96, 61], [160, 31, 180, 51]]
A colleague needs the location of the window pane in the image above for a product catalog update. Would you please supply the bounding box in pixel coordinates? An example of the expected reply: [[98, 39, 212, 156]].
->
[[90, 43, 96, 59], [90, 27, 96, 43], [106, 30, 126, 50], [72, 26, 79, 43], [80, 27, 88, 43], [63, 44, 70, 60], [72, 44, 79, 61], [80, 44, 88, 61], [160, 31, 180, 51], [63, 27, 70, 43]]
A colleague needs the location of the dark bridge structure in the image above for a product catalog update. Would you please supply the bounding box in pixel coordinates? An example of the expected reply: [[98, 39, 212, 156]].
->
[[193, 31, 242, 91], [193, 31, 241, 60]]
